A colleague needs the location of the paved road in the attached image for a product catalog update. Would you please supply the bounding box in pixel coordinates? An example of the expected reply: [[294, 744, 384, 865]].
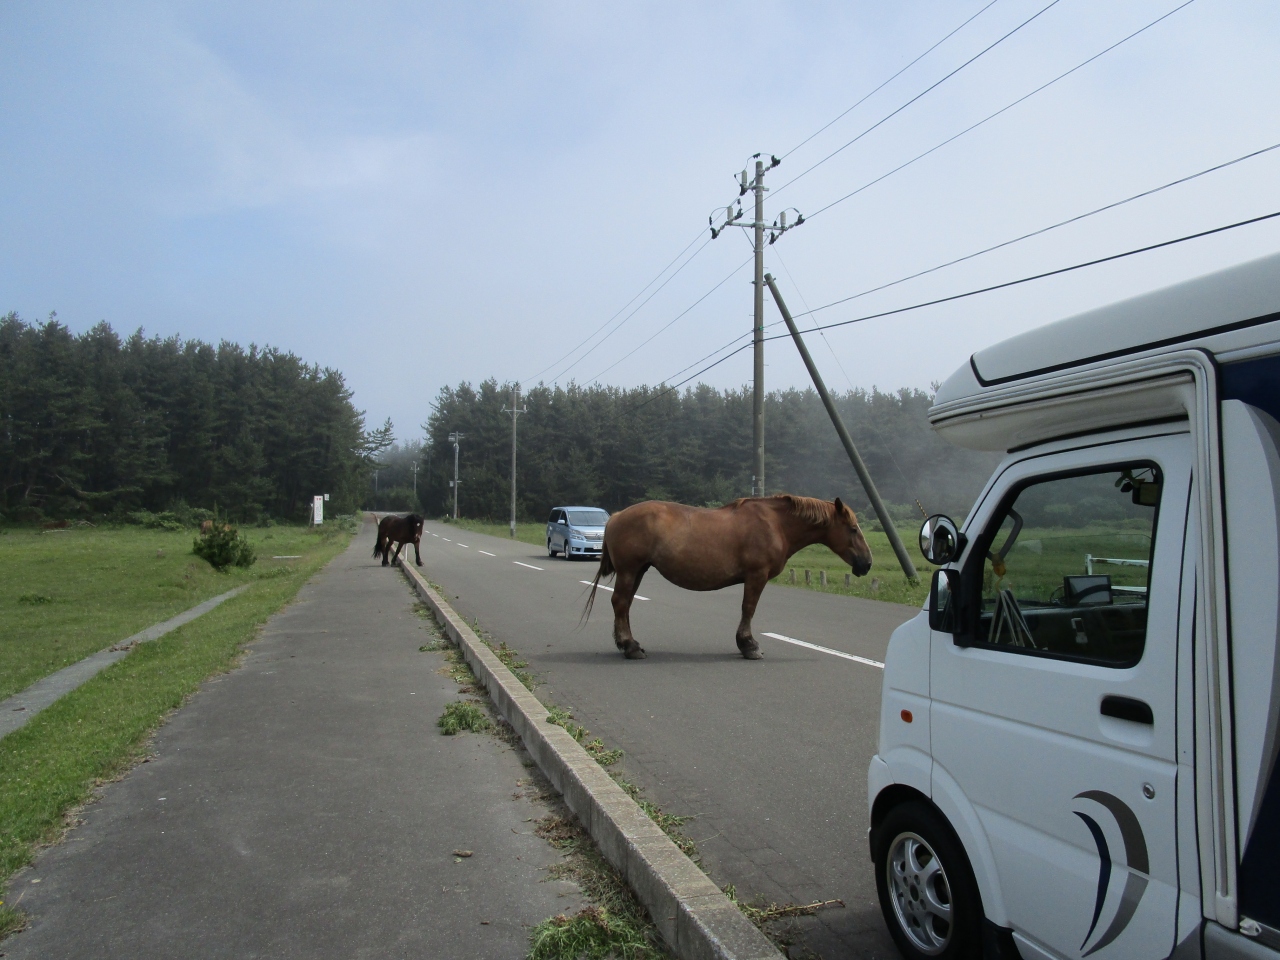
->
[[415, 520, 921, 959], [4, 525, 580, 960]]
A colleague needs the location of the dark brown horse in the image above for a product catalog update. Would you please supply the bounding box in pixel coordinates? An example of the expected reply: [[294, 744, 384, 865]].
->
[[584, 495, 873, 659], [373, 513, 425, 567]]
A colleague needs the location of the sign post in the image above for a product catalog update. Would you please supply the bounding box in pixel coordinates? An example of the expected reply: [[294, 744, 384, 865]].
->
[[313, 495, 324, 525]]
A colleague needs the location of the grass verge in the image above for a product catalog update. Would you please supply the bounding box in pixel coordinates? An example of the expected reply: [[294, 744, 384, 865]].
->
[[440, 517, 545, 547], [772, 529, 932, 606], [0, 525, 353, 931], [0, 521, 356, 701]]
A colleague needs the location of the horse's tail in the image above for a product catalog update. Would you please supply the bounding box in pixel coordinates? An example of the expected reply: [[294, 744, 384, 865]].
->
[[372, 520, 384, 559], [581, 541, 615, 624]]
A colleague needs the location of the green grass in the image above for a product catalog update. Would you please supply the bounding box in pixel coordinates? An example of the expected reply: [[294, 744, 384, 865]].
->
[[441, 517, 545, 546], [0, 523, 350, 701], [437, 700, 492, 735], [772, 528, 933, 606], [0, 524, 352, 918]]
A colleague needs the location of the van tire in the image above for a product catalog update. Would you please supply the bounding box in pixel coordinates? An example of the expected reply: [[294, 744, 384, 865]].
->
[[872, 800, 983, 960], [547, 539, 557, 557]]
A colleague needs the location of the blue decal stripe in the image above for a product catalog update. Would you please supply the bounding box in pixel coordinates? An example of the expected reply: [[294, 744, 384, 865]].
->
[[1075, 812, 1112, 951]]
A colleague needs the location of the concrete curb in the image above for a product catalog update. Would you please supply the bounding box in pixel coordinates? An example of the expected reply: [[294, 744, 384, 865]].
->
[[398, 560, 781, 960], [0, 584, 251, 741]]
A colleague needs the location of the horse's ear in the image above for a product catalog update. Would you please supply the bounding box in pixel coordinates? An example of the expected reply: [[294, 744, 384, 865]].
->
[[834, 497, 845, 517]]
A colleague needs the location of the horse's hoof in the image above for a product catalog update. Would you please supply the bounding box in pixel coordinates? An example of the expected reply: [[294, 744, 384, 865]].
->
[[415, 561, 423, 567], [741, 648, 764, 660], [623, 645, 647, 660]]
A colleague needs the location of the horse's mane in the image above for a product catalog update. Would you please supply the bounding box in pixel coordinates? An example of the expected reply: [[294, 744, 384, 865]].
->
[[725, 494, 834, 525]]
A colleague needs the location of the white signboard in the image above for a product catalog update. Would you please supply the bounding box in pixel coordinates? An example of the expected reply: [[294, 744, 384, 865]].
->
[[313, 495, 324, 525]]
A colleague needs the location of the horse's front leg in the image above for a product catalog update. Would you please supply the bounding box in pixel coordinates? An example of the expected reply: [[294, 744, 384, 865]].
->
[[736, 572, 769, 659], [611, 566, 648, 659], [413, 537, 423, 567], [391, 540, 404, 566]]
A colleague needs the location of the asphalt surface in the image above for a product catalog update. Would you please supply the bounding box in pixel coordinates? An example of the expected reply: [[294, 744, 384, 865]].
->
[[417, 519, 921, 959], [3, 524, 581, 960]]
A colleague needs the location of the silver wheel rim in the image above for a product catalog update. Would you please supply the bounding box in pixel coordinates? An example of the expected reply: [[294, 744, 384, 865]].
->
[[886, 831, 953, 955]]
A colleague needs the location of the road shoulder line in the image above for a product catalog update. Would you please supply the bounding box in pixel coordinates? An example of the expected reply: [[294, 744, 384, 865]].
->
[[762, 631, 884, 668], [397, 559, 780, 960]]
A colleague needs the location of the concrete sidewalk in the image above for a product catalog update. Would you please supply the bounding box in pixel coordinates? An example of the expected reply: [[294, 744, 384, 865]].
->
[[3, 523, 581, 959]]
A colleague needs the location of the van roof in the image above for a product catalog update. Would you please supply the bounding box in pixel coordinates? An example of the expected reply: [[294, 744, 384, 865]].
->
[[930, 251, 1280, 450]]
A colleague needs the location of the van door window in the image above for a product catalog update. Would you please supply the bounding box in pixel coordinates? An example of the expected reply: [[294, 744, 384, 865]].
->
[[970, 465, 1161, 667]]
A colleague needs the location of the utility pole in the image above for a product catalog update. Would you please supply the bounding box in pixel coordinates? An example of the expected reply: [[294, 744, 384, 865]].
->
[[764, 273, 918, 581], [448, 431, 464, 519], [502, 385, 527, 538], [709, 153, 803, 497], [411, 461, 418, 500]]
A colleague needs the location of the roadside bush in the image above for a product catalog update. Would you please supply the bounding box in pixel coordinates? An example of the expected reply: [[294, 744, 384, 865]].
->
[[128, 509, 185, 532], [192, 525, 257, 570]]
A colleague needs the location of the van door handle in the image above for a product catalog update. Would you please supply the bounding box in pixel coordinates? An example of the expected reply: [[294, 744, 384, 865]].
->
[[1101, 695, 1153, 725]]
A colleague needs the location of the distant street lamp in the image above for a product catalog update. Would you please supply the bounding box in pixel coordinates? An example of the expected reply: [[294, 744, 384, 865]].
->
[[448, 432, 465, 519]]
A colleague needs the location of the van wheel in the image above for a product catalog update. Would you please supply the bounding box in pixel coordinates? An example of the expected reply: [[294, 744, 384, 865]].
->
[[872, 801, 983, 960], [547, 539, 557, 557]]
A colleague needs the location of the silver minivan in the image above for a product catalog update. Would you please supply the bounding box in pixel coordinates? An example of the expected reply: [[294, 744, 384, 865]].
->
[[546, 506, 609, 560]]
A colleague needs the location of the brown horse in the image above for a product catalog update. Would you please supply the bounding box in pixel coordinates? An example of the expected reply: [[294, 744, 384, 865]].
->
[[373, 513, 425, 567], [584, 495, 873, 659]]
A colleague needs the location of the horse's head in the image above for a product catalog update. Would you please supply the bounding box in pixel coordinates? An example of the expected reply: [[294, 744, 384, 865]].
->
[[409, 514, 425, 536], [828, 497, 873, 577]]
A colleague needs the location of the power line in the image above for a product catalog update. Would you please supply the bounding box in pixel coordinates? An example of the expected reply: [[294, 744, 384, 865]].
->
[[771, 0, 1065, 200], [788, 208, 1280, 329], [809, 137, 1280, 307], [804, 0, 1198, 222], [622, 207, 1280, 416], [583, 255, 754, 383], [521, 228, 706, 385], [780, 0, 1003, 161], [627, 137, 1280, 406], [543, 234, 714, 384]]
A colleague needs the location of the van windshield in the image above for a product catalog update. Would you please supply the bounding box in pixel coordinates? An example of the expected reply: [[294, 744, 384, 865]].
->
[[566, 509, 609, 526]]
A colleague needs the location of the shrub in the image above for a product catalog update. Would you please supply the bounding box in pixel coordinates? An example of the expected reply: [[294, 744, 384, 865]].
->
[[192, 525, 257, 570], [128, 509, 185, 532]]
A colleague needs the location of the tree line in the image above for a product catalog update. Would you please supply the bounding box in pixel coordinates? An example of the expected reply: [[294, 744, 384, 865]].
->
[[417, 380, 1000, 526], [0, 313, 390, 523]]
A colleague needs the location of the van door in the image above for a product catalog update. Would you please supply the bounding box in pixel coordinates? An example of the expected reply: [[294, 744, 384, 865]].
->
[[931, 433, 1189, 959]]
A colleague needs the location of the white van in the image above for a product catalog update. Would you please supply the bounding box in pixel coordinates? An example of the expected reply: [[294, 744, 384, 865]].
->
[[868, 252, 1280, 960]]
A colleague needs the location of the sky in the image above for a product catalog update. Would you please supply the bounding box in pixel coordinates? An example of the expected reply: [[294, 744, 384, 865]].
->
[[3, 0, 1279, 442]]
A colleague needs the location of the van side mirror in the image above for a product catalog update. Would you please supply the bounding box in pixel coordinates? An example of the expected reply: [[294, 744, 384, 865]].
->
[[919, 515, 966, 565], [930, 569, 960, 633]]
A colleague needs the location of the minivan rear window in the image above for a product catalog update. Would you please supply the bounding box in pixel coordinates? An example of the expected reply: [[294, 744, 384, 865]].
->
[[566, 509, 609, 526]]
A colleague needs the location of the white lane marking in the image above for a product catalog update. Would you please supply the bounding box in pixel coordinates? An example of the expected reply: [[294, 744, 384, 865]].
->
[[579, 580, 648, 601], [762, 632, 884, 669], [457, 543, 470, 548], [431, 533, 439, 537], [478, 550, 496, 557], [513, 561, 544, 571], [442, 538, 452, 542]]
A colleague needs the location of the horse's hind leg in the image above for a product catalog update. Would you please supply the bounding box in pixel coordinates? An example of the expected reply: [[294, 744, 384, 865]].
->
[[389, 541, 403, 566], [611, 564, 649, 660], [735, 572, 768, 660]]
